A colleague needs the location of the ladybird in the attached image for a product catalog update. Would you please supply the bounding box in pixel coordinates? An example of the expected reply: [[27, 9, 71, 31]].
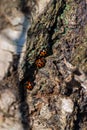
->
[[25, 81, 33, 90], [35, 57, 46, 68], [39, 50, 47, 57]]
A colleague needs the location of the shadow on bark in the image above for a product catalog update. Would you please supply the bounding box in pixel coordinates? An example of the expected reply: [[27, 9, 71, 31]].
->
[[18, 80, 30, 130], [17, 0, 33, 129]]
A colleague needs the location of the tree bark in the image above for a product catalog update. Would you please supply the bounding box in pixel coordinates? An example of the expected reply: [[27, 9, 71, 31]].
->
[[20, 0, 87, 130], [0, 0, 87, 130]]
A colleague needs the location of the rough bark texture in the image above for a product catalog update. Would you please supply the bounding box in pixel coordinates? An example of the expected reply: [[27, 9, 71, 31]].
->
[[0, 0, 87, 130]]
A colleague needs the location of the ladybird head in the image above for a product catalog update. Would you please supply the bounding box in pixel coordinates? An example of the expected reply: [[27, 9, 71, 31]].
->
[[39, 49, 47, 57], [25, 81, 33, 90]]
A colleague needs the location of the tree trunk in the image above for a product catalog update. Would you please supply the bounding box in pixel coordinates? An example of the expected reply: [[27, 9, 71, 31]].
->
[[0, 0, 87, 130]]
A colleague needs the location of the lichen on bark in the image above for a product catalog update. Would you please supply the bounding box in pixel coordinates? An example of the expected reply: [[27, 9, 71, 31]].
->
[[20, 0, 64, 79]]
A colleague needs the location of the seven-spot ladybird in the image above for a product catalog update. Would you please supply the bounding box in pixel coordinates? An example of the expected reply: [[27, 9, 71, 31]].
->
[[25, 81, 33, 90], [39, 50, 47, 57], [35, 57, 46, 68]]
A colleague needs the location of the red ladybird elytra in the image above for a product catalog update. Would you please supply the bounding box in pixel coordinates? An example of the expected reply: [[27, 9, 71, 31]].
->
[[35, 57, 46, 68], [25, 81, 33, 90], [39, 49, 47, 57]]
